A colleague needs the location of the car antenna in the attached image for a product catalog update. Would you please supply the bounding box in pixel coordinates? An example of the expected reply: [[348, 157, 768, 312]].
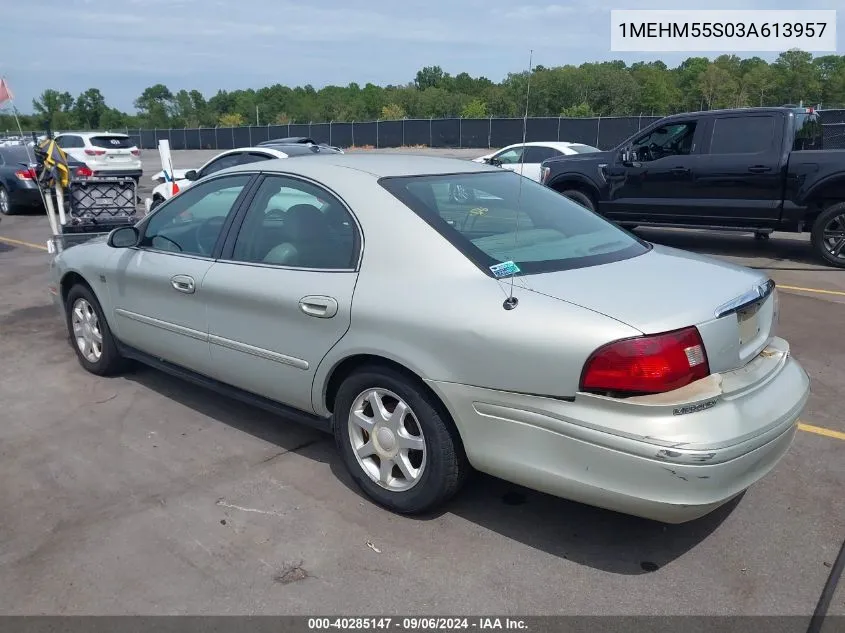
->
[[502, 49, 533, 311]]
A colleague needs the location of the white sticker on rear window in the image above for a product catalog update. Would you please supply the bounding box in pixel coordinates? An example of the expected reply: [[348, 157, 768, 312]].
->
[[490, 261, 520, 278]]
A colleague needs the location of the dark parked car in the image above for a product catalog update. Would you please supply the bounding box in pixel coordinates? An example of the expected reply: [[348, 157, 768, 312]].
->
[[0, 146, 92, 215], [539, 106, 845, 267]]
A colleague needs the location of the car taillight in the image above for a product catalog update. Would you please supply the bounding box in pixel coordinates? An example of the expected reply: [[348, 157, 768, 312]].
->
[[131, 148, 140, 156], [541, 166, 550, 183], [580, 326, 710, 396], [76, 166, 93, 177], [15, 168, 37, 180], [85, 148, 106, 156]]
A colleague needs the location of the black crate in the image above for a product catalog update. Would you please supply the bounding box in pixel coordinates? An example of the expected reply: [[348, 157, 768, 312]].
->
[[66, 179, 137, 227]]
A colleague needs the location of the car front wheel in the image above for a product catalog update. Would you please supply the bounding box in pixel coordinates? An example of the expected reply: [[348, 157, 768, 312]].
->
[[333, 366, 469, 514], [65, 284, 127, 376], [0, 186, 14, 215]]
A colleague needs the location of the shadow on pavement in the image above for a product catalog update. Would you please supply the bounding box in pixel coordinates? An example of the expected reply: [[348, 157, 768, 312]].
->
[[125, 365, 736, 576]]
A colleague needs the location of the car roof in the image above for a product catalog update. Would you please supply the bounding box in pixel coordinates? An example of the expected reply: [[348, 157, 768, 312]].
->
[[56, 131, 130, 138], [221, 152, 500, 179]]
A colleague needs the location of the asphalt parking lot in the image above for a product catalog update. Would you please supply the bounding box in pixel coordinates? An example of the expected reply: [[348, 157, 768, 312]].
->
[[0, 148, 843, 618]]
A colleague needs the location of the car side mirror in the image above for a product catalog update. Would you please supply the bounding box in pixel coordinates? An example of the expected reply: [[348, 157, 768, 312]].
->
[[184, 169, 198, 181], [108, 226, 139, 248], [489, 158, 502, 167]]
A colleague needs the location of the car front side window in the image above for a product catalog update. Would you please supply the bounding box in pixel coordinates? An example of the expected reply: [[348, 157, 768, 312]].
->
[[139, 174, 252, 257], [494, 146, 524, 164], [230, 175, 359, 269], [199, 153, 245, 178]]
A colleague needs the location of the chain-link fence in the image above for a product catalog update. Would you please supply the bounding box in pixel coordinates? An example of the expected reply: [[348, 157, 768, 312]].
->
[[18, 109, 845, 151]]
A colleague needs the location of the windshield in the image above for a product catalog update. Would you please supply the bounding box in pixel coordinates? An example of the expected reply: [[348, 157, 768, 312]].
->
[[379, 170, 649, 276], [89, 135, 135, 149]]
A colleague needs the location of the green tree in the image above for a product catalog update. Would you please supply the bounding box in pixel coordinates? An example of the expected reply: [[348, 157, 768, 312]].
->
[[561, 102, 594, 117], [698, 64, 738, 109], [415, 66, 445, 90], [380, 103, 406, 119], [461, 99, 488, 118], [134, 84, 175, 127], [773, 49, 821, 105], [32, 89, 75, 129], [743, 65, 775, 106], [73, 88, 107, 129], [218, 113, 244, 127]]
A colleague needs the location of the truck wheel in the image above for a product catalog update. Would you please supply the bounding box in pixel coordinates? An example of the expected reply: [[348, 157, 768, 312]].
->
[[561, 189, 595, 212], [811, 202, 845, 268], [65, 284, 128, 376], [332, 366, 470, 514]]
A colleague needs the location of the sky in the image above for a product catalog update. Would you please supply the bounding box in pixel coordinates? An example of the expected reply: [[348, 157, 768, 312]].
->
[[1, 0, 843, 113]]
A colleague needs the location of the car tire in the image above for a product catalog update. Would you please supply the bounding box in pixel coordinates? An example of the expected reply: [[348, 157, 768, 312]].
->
[[810, 201, 845, 268], [0, 185, 15, 215], [561, 189, 595, 212], [65, 283, 128, 376], [333, 366, 470, 514]]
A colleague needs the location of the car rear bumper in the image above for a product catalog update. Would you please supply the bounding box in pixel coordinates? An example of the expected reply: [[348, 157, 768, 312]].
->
[[426, 338, 809, 524], [91, 168, 142, 180], [11, 186, 43, 207]]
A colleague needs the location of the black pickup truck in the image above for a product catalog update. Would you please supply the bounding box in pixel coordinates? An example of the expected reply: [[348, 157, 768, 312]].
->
[[539, 106, 845, 267]]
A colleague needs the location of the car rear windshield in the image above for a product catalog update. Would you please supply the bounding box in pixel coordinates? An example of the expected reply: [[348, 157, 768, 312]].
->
[[379, 170, 650, 276], [89, 135, 135, 149], [567, 144, 601, 154], [0, 146, 34, 165]]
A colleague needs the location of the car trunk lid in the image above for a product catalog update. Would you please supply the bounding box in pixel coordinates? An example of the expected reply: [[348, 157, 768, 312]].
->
[[521, 244, 777, 374]]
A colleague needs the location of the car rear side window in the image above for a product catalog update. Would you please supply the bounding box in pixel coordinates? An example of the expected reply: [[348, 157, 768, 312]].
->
[[89, 135, 135, 149], [710, 116, 775, 154], [380, 170, 649, 276], [522, 146, 561, 163], [567, 144, 600, 154]]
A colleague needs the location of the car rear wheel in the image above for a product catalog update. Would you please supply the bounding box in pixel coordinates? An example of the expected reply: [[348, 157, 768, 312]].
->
[[561, 189, 595, 212], [65, 284, 127, 376], [333, 366, 469, 514], [0, 186, 15, 215], [811, 201, 845, 268]]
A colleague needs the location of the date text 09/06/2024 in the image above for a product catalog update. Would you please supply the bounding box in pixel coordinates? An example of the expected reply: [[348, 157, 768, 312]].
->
[[307, 618, 528, 630]]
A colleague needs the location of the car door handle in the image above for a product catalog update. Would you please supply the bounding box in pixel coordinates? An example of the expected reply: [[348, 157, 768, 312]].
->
[[299, 295, 338, 318], [170, 274, 195, 294], [748, 165, 772, 173], [670, 166, 690, 174]]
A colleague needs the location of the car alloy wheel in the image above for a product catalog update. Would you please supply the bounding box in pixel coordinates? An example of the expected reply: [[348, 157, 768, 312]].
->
[[71, 297, 103, 363], [347, 387, 427, 492], [0, 187, 9, 214], [821, 211, 845, 261]]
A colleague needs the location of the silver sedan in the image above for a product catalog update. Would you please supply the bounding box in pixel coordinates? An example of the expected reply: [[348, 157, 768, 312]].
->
[[49, 154, 810, 523]]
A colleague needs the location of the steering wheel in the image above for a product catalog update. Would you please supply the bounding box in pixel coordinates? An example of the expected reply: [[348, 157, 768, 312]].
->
[[265, 208, 286, 220], [194, 216, 226, 255]]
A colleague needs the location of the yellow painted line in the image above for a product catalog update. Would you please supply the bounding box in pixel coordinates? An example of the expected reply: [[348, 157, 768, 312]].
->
[[779, 284, 845, 298], [798, 422, 845, 441], [0, 235, 48, 251]]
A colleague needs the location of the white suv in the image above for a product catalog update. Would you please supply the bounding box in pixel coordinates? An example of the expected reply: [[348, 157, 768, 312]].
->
[[54, 132, 142, 181]]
